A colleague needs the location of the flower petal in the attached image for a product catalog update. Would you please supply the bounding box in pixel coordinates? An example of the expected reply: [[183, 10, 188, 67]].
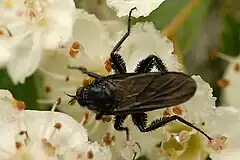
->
[[7, 32, 42, 84], [106, 0, 166, 17], [114, 22, 179, 72]]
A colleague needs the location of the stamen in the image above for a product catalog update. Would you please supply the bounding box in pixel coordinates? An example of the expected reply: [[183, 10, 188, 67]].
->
[[48, 122, 62, 141], [103, 132, 115, 146], [12, 99, 26, 111], [69, 41, 83, 58], [15, 141, 23, 150], [39, 68, 79, 82], [217, 79, 230, 88], [41, 97, 61, 138], [101, 116, 112, 123], [44, 86, 52, 93], [42, 138, 56, 156], [79, 111, 89, 125], [234, 63, 240, 72]]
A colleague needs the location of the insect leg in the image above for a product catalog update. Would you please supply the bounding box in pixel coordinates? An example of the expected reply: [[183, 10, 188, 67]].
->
[[114, 115, 129, 141], [109, 7, 136, 74], [67, 65, 102, 79], [132, 114, 212, 141], [134, 54, 168, 73]]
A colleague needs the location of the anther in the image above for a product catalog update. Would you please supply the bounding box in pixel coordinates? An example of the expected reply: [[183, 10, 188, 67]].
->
[[87, 150, 94, 159], [15, 141, 23, 150], [48, 122, 62, 141], [104, 57, 112, 72], [69, 41, 82, 58], [217, 79, 230, 88], [234, 63, 240, 72], [45, 86, 52, 93], [42, 138, 56, 156], [12, 99, 26, 111]]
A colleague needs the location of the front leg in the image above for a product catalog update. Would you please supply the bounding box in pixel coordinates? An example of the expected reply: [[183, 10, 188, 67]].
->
[[109, 8, 136, 74]]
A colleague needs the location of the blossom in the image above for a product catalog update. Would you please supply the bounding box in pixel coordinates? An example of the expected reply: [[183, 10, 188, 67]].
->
[[0, 89, 112, 160], [37, 9, 179, 159], [106, 0, 167, 17], [145, 76, 230, 160], [0, 0, 76, 84]]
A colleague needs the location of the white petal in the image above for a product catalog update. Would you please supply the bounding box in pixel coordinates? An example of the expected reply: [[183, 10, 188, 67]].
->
[[115, 22, 180, 72], [210, 149, 240, 160], [69, 9, 113, 70], [0, 38, 12, 67], [106, 0, 166, 17], [182, 75, 216, 121], [222, 57, 240, 107], [7, 32, 42, 84]]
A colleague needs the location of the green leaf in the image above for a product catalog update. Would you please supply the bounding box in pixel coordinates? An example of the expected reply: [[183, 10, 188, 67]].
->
[[134, 0, 212, 54], [220, 15, 240, 57], [0, 69, 43, 110]]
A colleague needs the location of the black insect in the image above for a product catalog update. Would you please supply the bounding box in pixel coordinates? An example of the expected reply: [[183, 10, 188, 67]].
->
[[66, 8, 212, 144]]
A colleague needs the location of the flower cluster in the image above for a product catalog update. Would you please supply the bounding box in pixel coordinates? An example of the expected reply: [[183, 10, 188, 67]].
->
[[0, 89, 111, 159], [0, 0, 238, 160]]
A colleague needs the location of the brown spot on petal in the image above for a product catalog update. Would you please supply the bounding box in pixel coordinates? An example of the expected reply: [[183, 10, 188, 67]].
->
[[104, 57, 112, 72], [0, 30, 4, 36], [217, 79, 230, 88], [87, 150, 94, 159], [12, 100, 25, 110], [234, 63, 240, 72]]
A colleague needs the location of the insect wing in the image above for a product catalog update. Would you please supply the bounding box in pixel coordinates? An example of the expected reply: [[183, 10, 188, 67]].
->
[[106, 72, 197, 113]]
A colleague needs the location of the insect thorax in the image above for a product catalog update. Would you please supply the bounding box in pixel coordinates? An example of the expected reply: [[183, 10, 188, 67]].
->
[[77, 81, 114, 111]]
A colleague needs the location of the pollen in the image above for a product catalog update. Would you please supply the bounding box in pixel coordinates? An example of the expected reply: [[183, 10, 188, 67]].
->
[[103, 132, 115, 146], [12, 99, 26, 111], [15, 141, 23, 150], [87, 150, 94, 159], [69, 41, 81, 58], [163, 109, 171, 117], [104, 57, 112, 72], [234, 63, 240, 72], [217, 79, 230, 88], [0, 30, 4, 36], [172, 105, 184, 116], [54, 122, 62, 130]]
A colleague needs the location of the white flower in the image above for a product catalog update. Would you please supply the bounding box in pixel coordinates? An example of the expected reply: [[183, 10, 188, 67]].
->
[[37, 9, 179, 159], [106, 0, 167, 17], [144, 76, 229, 160], [0, 89, 112, 160], [0, 0, 76, 84]]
